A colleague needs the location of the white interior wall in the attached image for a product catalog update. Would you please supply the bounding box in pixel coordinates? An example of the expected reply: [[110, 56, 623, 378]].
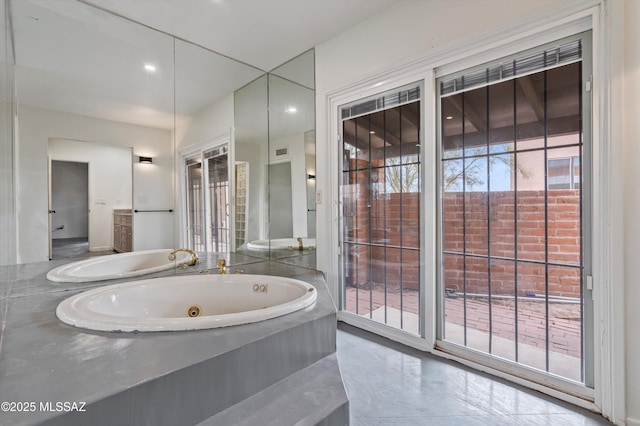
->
[[48, 140, 132, 250], [623, 0, 640, 424], [315, 0, 633, 423], [175, 93, 234, 150], [16, 105, 173, 263]]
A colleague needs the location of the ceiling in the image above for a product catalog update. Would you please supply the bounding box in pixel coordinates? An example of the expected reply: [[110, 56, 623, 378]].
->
[[10, 0, 399, 129], [84, 0, 400, 72]]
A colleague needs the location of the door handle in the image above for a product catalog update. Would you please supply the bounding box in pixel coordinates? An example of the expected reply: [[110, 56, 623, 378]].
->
[[49, 210, 56, 214]]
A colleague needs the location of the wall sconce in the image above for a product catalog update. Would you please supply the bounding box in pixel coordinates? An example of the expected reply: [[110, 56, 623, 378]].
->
[[139, 156, 153, 164], [308, 174, 316, 180]]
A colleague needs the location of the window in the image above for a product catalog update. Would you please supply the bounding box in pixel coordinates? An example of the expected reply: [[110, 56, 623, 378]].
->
[[548, 156, 581, 189]]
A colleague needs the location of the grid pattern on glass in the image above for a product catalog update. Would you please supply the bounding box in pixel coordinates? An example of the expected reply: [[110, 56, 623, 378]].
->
[[207, 154, 230, 252], [235, 163, 248, 248], [440, 61, 584, 382], [186, 160, 205, 252], [341, 99, 421, 335]]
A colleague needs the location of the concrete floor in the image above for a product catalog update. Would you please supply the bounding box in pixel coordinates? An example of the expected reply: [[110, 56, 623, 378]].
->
[[51, 237, 114, 259], [336, 323, 611, 425]]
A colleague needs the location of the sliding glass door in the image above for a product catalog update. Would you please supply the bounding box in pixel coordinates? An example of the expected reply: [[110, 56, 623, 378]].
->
[[339, 83, 423, 335], [438, 33, 593, 387], [186, 157, 205, 251], [184, 144, 231, 253]]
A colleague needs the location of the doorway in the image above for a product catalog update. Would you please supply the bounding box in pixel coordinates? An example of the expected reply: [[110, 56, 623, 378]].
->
[[49, 160, 89, 259], [184, 143, 231, 253], [269, 161, 293, 239]]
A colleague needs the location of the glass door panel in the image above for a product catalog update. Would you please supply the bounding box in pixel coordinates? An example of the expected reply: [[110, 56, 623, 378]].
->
[[185, 144, 230, 253], [186, 159, 205, 251], [206, 152, 230, 252], [340, 84, 422, 336], [439, 44, 589, 386]]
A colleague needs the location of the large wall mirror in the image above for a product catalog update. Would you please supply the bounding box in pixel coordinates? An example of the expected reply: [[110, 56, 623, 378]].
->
[[12, 0, 175, 263], [234, 50, 316, 267], [7, 0, 315, 268]]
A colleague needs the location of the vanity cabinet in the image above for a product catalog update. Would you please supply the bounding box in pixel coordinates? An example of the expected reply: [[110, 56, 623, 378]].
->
[[113, 209, 132, 252]]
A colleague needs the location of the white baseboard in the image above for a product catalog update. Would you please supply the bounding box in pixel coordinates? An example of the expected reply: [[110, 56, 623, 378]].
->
[[89, 246, 112, 252], [626, 416, 640, 426]]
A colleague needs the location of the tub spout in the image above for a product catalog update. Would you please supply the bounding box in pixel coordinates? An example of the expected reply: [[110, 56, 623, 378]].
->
[[216, 258, 227, 274], [168, 248, 199, 267]]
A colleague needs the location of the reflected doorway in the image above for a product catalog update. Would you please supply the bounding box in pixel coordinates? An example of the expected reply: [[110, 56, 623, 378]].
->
[[49, 160, 89, 259], [185, 144, 231, 253], [269, 161, 293, 239]]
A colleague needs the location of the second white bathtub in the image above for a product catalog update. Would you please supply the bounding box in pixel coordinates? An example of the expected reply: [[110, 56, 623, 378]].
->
[[46, 249, 193, 283]]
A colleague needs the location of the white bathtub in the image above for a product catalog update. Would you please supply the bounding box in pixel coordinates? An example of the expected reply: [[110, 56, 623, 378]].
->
[[46, 249, 193, 283], [246, 238, 316, 251], [55, 274, 317, 332]]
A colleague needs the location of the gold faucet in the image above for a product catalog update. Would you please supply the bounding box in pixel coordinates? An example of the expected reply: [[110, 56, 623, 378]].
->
[[216, 258, 227, 274], [297, 237, 304, 251], [168, 248, 199, 267]]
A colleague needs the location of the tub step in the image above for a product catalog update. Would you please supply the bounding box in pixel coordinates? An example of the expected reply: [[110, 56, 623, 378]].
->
[[199, 354, 349, 426]]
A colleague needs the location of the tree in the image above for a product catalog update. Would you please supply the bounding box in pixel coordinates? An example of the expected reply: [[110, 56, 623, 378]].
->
[[443, 144, 530, 191], [384, 156, 420, 193]]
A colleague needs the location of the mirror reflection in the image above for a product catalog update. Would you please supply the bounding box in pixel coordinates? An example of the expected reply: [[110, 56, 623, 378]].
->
[[9, 0, 316, 270], [175, 38, 263, 258], [12, 0, 174, 263], [267, 51, 316, 266], [233, 50, 316, 267], [234, 75, 269, 259]]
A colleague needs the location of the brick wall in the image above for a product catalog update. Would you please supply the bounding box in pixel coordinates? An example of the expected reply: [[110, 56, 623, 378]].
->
[[443, 189, 582, 298], [343, 178, 582, 298], [343, 184, 420, 290]]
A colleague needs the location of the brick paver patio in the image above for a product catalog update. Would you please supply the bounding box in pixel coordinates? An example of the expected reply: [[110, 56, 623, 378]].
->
[[344, 285, 582, 381]]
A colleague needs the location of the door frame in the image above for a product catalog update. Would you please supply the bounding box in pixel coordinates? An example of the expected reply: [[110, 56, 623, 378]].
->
[[179, 132, 233, 251]]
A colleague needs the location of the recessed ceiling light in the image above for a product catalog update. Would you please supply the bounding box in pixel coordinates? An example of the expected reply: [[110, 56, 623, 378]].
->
[[285, 107, 297, 114], [144, 64, 157, 72], [445, 116, 453, 120]]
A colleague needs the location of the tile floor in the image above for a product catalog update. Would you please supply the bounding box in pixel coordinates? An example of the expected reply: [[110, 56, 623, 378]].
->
[[336, 323, 611, 425]]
